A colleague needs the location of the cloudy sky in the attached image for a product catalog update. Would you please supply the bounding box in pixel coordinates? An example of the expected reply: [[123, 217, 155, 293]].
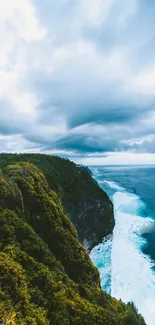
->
[[1, 0, 155, 165]]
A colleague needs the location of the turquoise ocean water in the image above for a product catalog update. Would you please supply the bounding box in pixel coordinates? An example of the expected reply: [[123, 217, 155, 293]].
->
[[90, 166, 155, 325]]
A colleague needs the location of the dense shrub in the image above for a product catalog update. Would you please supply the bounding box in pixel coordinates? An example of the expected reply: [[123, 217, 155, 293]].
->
[[0, 153, 114, 250]]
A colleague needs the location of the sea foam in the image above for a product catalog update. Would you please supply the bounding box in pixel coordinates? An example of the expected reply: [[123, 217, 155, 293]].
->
[[103, 180, 124, 191], [90, 236, 112, 293], [90, 177, 155, 325]]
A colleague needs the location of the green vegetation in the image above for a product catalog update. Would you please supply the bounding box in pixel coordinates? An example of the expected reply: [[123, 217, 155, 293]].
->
[[0, 154, 145, 324], [0, 154, 114, 250]]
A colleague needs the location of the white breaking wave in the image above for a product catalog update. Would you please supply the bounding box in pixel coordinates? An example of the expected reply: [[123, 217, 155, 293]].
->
[[90, 236, 112, 293], [112, 191, 155, 325], [90, 177, 155, 325], [103, 180, 124, 191]]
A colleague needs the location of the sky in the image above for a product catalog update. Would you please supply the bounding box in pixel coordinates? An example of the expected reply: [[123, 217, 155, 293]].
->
[[1, 0, 155, 165]]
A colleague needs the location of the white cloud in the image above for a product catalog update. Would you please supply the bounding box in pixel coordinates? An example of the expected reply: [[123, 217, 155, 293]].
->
[[0, 134, 39, 153], [121, 134, 155, 146], [133, 65, 155, 96], [0, 0, 47, 135], [115, 0, 138, 26], [81, 0, 114, 25], [0, 0, 46, 41], [74, 152, 155, 166]]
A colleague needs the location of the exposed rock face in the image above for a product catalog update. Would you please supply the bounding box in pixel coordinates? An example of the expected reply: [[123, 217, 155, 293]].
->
[[64, 166, 114, 251], [0, 154, 115, 251]]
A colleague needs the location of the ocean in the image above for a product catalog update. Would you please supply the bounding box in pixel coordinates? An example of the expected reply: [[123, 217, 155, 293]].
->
[[90, 165, 155, 325]]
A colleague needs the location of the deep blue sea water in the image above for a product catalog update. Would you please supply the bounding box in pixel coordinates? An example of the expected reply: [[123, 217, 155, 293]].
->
[[90, 166, 155, 325]]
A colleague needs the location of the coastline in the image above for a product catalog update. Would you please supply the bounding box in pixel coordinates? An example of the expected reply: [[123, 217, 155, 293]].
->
[[90, 166, 155, 325]]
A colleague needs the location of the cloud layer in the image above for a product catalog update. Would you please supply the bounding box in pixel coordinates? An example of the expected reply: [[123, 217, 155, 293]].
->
[[1, 0, 155, 163]]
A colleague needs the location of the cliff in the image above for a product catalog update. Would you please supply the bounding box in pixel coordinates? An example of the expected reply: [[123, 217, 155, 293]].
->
[[0, 154, 114, 251], [0, 154, 145, 325]]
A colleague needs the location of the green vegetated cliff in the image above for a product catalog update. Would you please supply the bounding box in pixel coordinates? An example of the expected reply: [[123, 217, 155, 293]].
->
[[0, 154, 114, 251], [0, 154, 145, 325]]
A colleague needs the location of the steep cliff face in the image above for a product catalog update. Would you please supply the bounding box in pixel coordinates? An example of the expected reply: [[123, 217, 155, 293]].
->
[[0, 158, 145, 325], [0, 154, 114, 251], [63, 165, 114, 251]]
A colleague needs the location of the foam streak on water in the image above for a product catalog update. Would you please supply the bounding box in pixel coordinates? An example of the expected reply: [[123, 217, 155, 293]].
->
[[90, 177, 155, 325], [90, 236, 112, 293]]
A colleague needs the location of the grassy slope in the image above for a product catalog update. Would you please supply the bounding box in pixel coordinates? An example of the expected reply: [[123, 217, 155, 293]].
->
[[0, 155, 145, 325]]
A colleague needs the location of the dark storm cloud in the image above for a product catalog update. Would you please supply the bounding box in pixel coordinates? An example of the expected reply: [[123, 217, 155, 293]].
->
[[51, 133, 116, 153], [31, 65, 155, 134]]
